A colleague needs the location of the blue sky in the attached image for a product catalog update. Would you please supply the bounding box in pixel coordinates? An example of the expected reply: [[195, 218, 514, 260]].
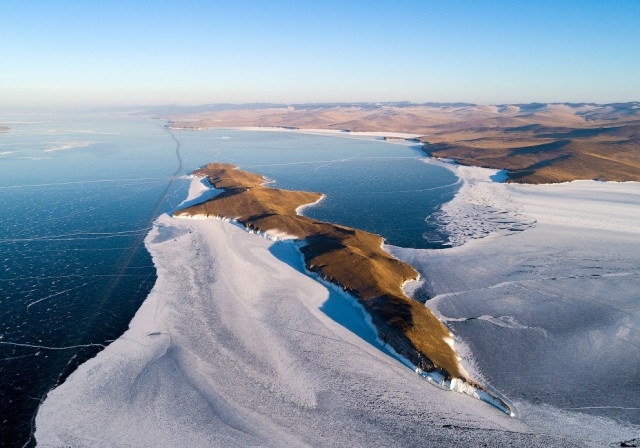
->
[[2, 0, 639, 107]]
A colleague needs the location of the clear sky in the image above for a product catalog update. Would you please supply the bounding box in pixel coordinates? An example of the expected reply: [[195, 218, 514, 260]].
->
[[2, 0, 639, 108]]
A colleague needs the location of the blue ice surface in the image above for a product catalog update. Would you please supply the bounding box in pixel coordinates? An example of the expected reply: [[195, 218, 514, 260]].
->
[[0, 118, 459, 445]]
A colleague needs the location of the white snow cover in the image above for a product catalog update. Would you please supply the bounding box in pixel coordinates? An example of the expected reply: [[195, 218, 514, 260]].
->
[[34, 176, 632, 447], [262, 228, 298, 240], [177, 175, 221, 208], [235, 126, 422, 140], [390, 161, 640, 442], [295, 194, 325, 216], [424, 164, 535, 246]]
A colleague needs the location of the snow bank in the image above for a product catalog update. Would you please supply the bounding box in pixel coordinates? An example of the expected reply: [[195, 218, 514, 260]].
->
[[235, 126, 422, 140]]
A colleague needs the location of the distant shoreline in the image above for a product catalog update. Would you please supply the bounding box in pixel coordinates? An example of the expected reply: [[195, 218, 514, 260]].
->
[[162, 101, 640, 184], [165, 123, 424, 141]]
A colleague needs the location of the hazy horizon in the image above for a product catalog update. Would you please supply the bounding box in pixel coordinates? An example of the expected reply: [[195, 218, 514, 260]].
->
[[2, 0, 639, 108], [3, 99, 640, 116]]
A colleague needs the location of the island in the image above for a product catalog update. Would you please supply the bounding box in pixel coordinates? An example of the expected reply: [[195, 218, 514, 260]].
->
[[174, 163, 511, 412]]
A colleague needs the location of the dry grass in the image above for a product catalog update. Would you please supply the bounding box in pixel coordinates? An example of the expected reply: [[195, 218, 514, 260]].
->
[[165, 103, 640, 183], [425, 137, 640, 183]]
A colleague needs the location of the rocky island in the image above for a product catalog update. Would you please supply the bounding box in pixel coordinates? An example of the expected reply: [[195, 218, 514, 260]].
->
[[174, 163, 511, 412]]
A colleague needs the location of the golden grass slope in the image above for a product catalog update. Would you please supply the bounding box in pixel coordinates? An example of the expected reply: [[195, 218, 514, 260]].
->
[[175, 163, 468, 381], [423, 124, 640, 183]]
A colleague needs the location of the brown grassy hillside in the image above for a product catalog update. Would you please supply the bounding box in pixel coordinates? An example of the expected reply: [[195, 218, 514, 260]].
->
[[175, 163, 467, 380], [164, 102, 640, 183]]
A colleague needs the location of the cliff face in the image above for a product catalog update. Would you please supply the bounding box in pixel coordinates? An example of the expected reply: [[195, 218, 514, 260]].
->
[[175, 163, 466, 380]]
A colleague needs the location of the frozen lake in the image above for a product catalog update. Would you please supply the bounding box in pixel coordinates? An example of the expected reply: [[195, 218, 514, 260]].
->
[[0, 114, 458, 446]]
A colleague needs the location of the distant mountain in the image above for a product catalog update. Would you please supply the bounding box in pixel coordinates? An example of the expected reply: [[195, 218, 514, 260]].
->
[[162, 101, 640, 183], [138, 103, 289, 115]]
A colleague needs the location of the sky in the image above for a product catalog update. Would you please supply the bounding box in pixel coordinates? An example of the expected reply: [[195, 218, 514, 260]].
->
[[1, 0, 639, 108]]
